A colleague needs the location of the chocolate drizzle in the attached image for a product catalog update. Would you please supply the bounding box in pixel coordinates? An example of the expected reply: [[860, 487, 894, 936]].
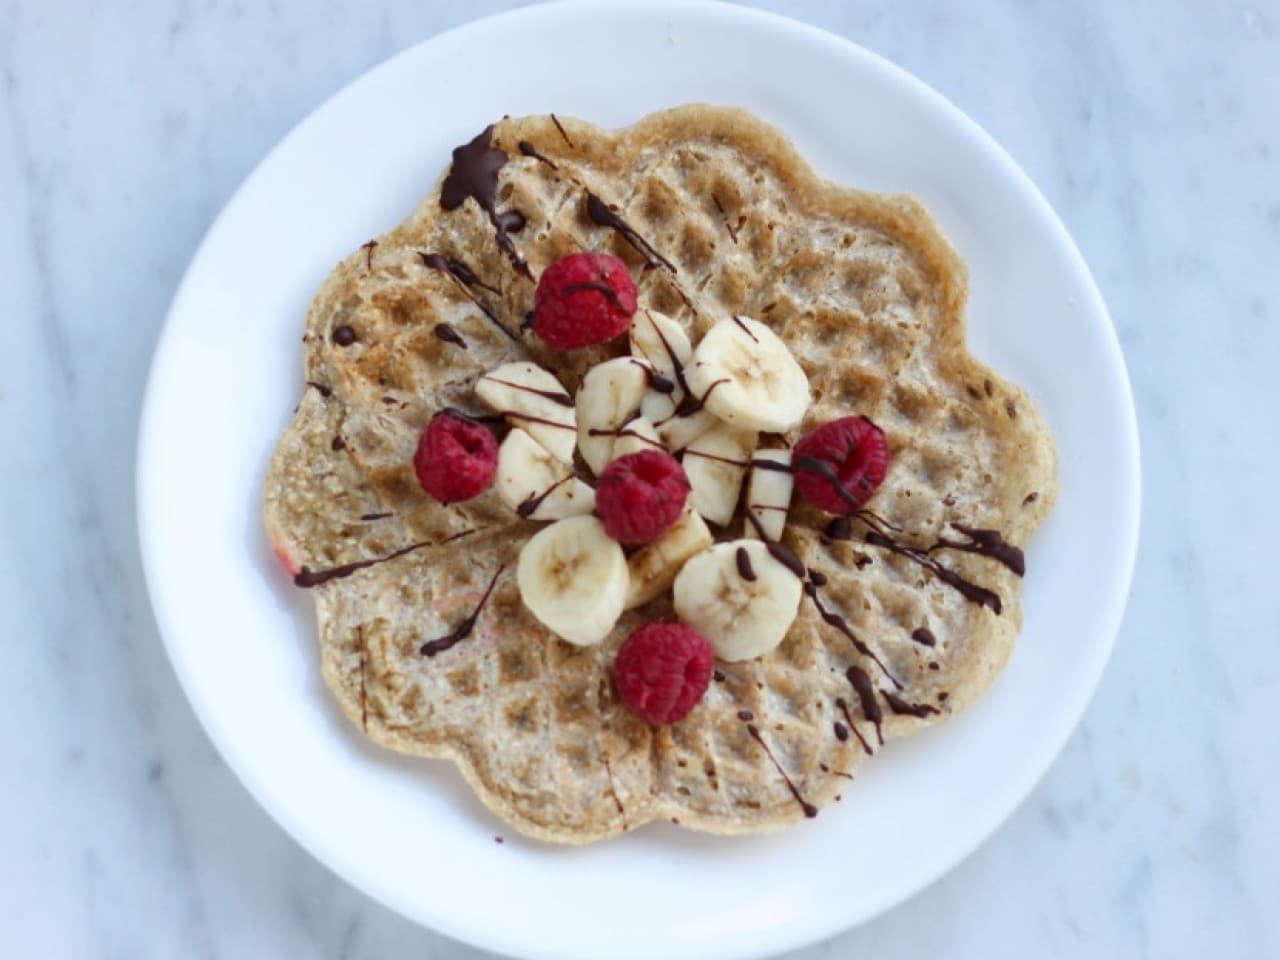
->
[[518, 140, 557, 169], [561, 280, 628, 313], [294, 539, 432, 588], [793, 456, 863, 511], [332, 325, 357, 346], [845, 667, 885, 745], [439, 125, 532, 279], [585, 192, 677, 272], [420, 564, 505, 657], [835, 697, 874, 755], [631, 358, 674, 394], [735, 546, 757, 581], [882, 691, 939, 718], [911, 627, 936, 647], [517, 475, 572, 518], [305, 381, 332, 398], [434, 323, 467, 348], [865, 531, 1002, 613], [359, 512, 392, 522], [746, 724, 817, 818], [929, 524, 1025, 576], [419, 252, 515, 340], [361, 239, 377, 270], [731, 315, 759, 343], [550, 113, 574, 148], [804, 582, 903, 689], [439, 406, 504, 426], [482, 375, 573, 407]]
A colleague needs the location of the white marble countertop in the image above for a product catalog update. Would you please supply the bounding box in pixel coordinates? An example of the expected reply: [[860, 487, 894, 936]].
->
[[3, 1, 1277, 956]]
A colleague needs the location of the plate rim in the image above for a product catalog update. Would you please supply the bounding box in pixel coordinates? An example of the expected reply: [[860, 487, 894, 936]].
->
[[136, 2, 1141, 957]]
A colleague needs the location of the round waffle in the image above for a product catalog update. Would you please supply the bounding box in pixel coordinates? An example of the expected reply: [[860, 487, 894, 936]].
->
[[263, 105, 1057, 843]]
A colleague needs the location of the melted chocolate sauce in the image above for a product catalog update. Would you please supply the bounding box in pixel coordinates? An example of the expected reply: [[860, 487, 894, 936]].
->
[[731, 315, 759, 343], [434, 323, 467, 348], [518, 140, 557, 169], [930, 524, 1025, 576], [713, 670, 726, 683], [845, 666, 885, 745], [749, 457, 792, 473], [808, 569, 828, 587], [833, 721, 848, 741], [823, 515, 852, 543], [439, 406, 504, 426], [883, 691, 939, 718], [440, 125, 531, 279], [737, 709, 754, 722], [550, 113, 574, 148], [305, 381, 332, 398], [420, 564, 505, 657], [294, 539, 432, 588], [804, 582, 903, 689], [561, 280, 628, 313], [793, 456, 864, 511], [495, 209, 526, 233], [746, 723, 817, 818], [711, 194, 741, 243], [359, 512, 392, 522], [585, 192, 677, 273], [835, 697, 874, 755], [419, 252, 515, 340], [482, 375, 574, 407], [642, 312, 691, 395], [865, 531, 1002, 613], [361, 239, 377, 270], [767, 541, 807, 579], [331, 435, 346, 451], [630, 358, 675, 393], [504, 411, 577, 432], [517, 475, 572, 518], [735, 546, 757, 581], [911, 627, 936, 647], [332, 325, 358, 346]]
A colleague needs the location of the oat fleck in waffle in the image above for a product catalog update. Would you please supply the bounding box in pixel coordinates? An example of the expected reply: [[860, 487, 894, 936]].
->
[[263, 106, 1058, 843]]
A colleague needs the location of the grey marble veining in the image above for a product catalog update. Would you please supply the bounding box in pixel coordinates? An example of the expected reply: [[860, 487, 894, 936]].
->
[[2, 1, 1276, 957]]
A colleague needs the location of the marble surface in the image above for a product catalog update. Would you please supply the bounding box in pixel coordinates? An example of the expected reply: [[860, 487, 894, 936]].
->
[[3, 0, 1277, 956]]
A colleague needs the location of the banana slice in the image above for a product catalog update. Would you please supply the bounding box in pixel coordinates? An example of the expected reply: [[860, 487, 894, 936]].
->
[[685, 316, 811, 432], [673, 540, 803, 661], [630, 308, 691, 424], [576, 356, 650, 476], [743, 448, 793, 542], [496, 429, 596, 520], [476, 362, 577, 463], [653, 404, 717, 453], [517, 515, 629, 646], [682, 421, 756, 526], [612, 415, 664, 458], [625, 507, 713, 609]]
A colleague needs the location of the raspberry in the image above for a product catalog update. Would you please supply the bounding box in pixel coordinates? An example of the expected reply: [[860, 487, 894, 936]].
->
[[532, 252, 637, 349], [413, 411, 499, 504], [596, 449, 689, 544], [614, 622, 714, 725], [792, 416, 890, 514]]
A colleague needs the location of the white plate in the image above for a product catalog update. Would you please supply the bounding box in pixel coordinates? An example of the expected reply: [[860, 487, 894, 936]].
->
[[137, 3, 1140, 958]]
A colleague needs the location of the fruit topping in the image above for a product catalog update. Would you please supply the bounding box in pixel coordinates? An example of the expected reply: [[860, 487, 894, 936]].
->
[[596, 449, 691, 545], [532, 252, 637, 349], [792, 416, 889, 514], [614, 621, 714, 725], [413, 410, 499, 505]]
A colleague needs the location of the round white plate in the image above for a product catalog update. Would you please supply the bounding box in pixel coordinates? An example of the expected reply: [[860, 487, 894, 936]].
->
[[137, 3, 1140, 958]]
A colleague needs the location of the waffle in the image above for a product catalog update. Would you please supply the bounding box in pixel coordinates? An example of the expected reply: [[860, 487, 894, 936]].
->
[[263, 105, 1057, 843]]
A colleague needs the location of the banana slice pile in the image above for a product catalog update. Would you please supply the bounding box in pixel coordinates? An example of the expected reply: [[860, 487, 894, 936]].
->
[[474, 309, 812, 661]]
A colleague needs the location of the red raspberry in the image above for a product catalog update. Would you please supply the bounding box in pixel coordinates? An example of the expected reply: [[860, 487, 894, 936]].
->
[[532, 252, 637, 349], [413, 411, 498, 504], [595, 449, 689, 544], [793, 416, 890, 514], [614, 622, 715, 725]]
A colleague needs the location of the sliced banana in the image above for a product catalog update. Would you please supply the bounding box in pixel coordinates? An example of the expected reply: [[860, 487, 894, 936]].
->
[[496, 429, 596, 520], [684, 316, 810, 432], [630, 308, 691, 424], [575, 357, 650, 477], [743, 448, 793, 542], [653, 403, 717, 453], [673, 540, 803, 662], [476, 362, 577, 463], [612, 415, 663, 458], [682, 421, 756, 527], [625, 507, 713, 609], [516, 515, 629, 646]]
